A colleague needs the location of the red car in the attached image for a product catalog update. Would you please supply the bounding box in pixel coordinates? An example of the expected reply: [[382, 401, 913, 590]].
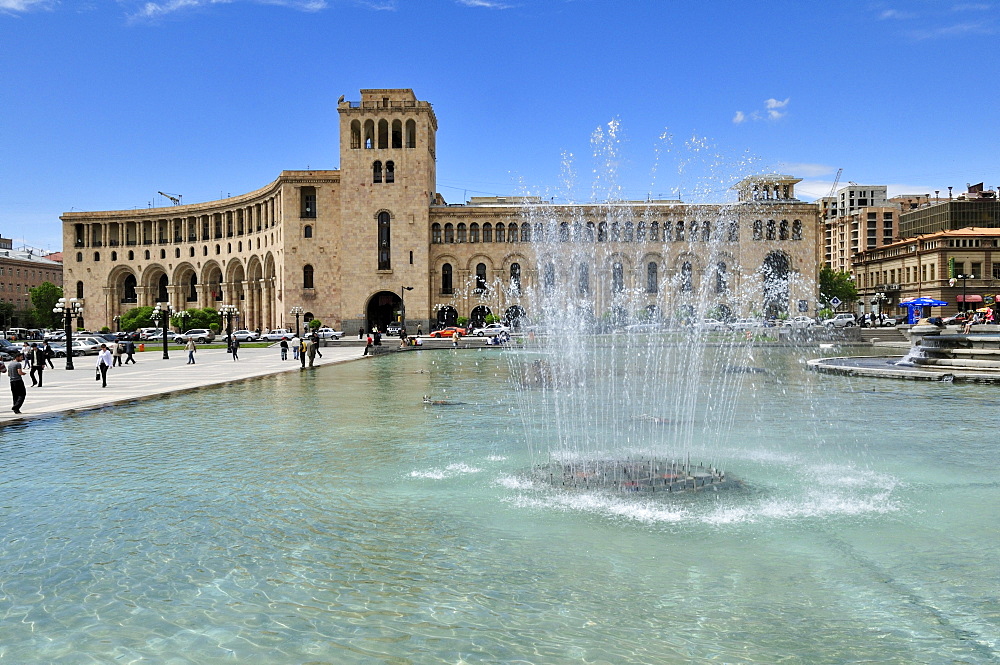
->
[[429, 326, 467, 338]]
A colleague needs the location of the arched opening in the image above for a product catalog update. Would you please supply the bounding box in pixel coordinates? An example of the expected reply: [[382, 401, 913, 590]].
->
[[350, 120, 362, 149], [436, 305, 458, 329], [505, 305, 526, 330], [366, 291, 402, 332], [612, 262, 624, 294], [475, 262, 488, 292], [715, 262, 729, 294], [303, 264, 314, 289], [377, 119, 389, 149], [385, 161, 395, 183], [405, 119, 416, 148], [761, 252, 790, 318], [441, 263, 453, 294], [646, 262, 658, 293], [470, 305, 491, 329], [122, 274, 137, 303], [510, 263, 521, 294], [373, 161, 383, 184], [157, 274, 169, 303], [391, 119, 402, 149], [363, 119, 375, 149], [680, 262, 693, 292], [578, 263, 590, 295], [304, 225, 313, 238]]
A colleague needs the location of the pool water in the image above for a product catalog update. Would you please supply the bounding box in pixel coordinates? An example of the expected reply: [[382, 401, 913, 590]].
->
[[0, 347, 996, 663]]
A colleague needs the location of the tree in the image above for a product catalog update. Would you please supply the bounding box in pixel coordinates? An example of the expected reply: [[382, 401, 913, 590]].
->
[[29, 281, 63, 328], [0, 302, 13, 331], [818, 266, 857, 311], [120, 306, 154, 331]]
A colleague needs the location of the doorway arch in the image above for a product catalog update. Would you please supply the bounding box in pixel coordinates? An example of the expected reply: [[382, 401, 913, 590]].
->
[[366, 291, 401, 332], [470, 305, 492, 329]]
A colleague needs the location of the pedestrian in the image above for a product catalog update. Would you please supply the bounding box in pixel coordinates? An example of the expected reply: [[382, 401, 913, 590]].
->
[[358, 326, 364, 340], [306, 336, 318, 367], [29, 343, 45, 387], [416, 324, 422, 337], [112, 340, 124, 366], [95, 344, 112, 387], [299, 337, 307, 368], [279, 337, 289, 360], [7, 352, 27, 414], [311, 333, 322, 358], [185, 338, 197, 364], [291, 335, 301, 360], [124, 339, 136, 364], [42, 341, 56, 369], [231, 337, 240, 361], [374, 330, 382, 346], [452, 329, 461, 348], [363, 334, 373, 356]]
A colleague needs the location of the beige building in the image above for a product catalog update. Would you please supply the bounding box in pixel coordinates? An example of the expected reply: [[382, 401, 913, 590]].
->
[[0, 235, 63, 317], [62, 88, 823, 333]]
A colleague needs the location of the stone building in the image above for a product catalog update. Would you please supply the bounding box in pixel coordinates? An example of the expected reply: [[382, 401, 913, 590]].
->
[[0, 235, 63, 319], [61, 88, 823, 333]]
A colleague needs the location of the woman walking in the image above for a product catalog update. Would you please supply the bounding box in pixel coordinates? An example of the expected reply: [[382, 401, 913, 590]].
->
[[95, 344, 112, 388]]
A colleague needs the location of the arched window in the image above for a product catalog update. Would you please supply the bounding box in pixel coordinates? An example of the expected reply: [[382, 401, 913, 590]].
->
[[432, 223, 442, 244], [521, 223, 531, 242], [111, 251, 117, 261], [689, 221, 699, 242], [385, 161, 395, 183], [304, 225, 313, 238], [160, 249, 166, 259], [373, 161, 383, 184], [559, 222, 570, 242], [766, 219, 776, 240], [94, 251, 101, 261], [598, 222, 608, 242], [753, 220, 763, 241], [405, 119, 416, 148], [122, 274, 137, 303], [128, 250, 134, 260], [578, 264, 589, 295], [190, 247, 196, 257], [377, 119, 388, 149], [624, 221, 634, 242], [444, 223, 454, 243], [157, 274, 169, 302], [483, 223, 493, 243], [441, 263, 453, 294], [703, 222, 712, 242], [508, 223, 517, 243], [350, 120, 362, 149], [476, 263, 488, 292], [662, 221, 671, 242], [495, 224, 505, 243], [510, 263, 521, 293], [646, 262, 658, 293], [391, 119, 402, 149], [187, 273, 198, 301], [543, 263, 555, 292], [457, 223, 467, 243], [651, 221, 660, 241], [716, 262, 728, 294], [76, 281, 84, 298], [676, 220, 685, 241], [364, 120, 375, 149], [75, 252, 82, 262], [303, 264, 314, 289], [728, 220, 740, 242], [378, 212, 391, 270], [612, 262, 624, 293], [610, 222, 620, 241], [779, 219, 789, 240], [792, 219, 802, 240], [469, 223, 480, 243], [175, 248, 181, 258], [636, 222, 646, 242], [144, 250, 150, 260], [680, 262, 693, 292]]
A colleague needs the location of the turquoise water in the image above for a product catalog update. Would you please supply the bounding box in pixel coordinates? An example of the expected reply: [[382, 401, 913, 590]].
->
[[0, 347, 997, 663]]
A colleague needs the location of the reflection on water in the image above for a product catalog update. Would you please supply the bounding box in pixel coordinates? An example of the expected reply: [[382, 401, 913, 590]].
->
[[0, 348, 996, 663]]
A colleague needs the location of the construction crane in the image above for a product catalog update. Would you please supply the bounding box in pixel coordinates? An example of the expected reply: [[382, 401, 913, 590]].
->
[[158, 191, 183, 206], [828, 168, 843, 198]]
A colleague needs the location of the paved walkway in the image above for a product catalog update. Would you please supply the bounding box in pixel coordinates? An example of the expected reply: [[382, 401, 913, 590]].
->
[[0, 344, 366, 424]]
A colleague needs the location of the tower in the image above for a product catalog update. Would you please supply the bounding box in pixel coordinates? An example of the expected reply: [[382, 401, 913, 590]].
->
[[337, 89, 438, 332]]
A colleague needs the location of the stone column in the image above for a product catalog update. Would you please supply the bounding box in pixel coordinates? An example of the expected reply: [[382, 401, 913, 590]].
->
[[261, 279, 272, 330]]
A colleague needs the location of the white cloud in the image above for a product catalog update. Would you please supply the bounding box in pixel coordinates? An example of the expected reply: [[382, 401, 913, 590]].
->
[[130, 0, 326, 19], [0, 0, 51, 11], [777, 162, 836, 178], [733, 98, 789, 124], [456, 0, 513, 7]]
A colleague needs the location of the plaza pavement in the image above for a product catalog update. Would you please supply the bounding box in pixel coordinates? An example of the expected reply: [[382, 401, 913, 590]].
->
[[0, 344, 367, 425]]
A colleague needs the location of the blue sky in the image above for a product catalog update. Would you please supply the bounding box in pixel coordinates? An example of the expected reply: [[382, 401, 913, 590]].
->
[[3, 0, 999, 252]]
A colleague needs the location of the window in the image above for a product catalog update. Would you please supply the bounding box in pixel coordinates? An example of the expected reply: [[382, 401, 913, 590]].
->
[[303, 264, 314, 289], [94, 252, 101, 261], [598, 222, 607, 242], [385, 161, 395, 183], [791, 220, 802, 241], [123, 275, 137, 303], [483, 223, 493, 243], [676, 221, 684, 241], [766, 219, 776, 240], [680, 262, 693, 292], [304, 225, 313, 238], [543, 263, 555, 292], [76, 252, 82, 262], [405, 119, 416, 148], [510, 263, 521, 292], [508, 223, 517, 243], [521, 223, 531, 242], [716, 262, 728, 294], [300, 186, 317, 218], [444, 223, 454, 243], [578, 264, 589, 295], [779, 220, 789, 240], [728, 220, 739, 242], [378, 212, 391, 270], [457, 223, 467, 243], [646, 262, 658, 293], [111, 251, 117, 261], [441, 263, 453, 294], [475, 263, 487, 292], [636, 222, 646, 242], [76, 281, 84, 298], [753, 220, 763, 241], [495, 224, 505, 243], [612, 262, 624, 293], [432, 223, 442, 243], [469, 223, 480, 243], [373, 161, 383, 184]]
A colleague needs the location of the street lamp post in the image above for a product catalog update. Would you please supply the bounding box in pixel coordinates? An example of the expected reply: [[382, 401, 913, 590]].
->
[[151, 302, 173, 360], [400, 285, 413, 336], [955, 274, 975, 314], [112, 315, 121, 333], [219, 304, 238, 351], [52, 297, 83, 370], [174, 310, 191, 336], [290, 306, 303, 338]]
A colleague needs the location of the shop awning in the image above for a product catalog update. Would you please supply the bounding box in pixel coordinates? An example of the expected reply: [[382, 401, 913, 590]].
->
[[956, 295, 984, 303]]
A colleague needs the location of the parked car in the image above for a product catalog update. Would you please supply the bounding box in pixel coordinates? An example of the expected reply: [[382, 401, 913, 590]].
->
[[230, 330, 259, 342], [180, 329, 215, 343], [823, 313, 857, 328], [729, 318, 763, 331], [47, 342, 78, 358], [314, 327, 344, 340], [143, 330, 184, 344], [261, 329, 294, 341], [786, 316, 817, 328], [71, 338, 104, 355], [942, 314, 971, 326], [693, 318, 726, 331], [471, 323, 511, 337], [429, 326, 467, 338]]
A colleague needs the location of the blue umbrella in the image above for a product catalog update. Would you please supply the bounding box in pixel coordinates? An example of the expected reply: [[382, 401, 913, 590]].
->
[[898, 297, 948, 324]]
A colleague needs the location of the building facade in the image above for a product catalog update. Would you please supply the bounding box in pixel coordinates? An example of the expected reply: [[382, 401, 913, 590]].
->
[[62, 89, 823, 333], [0, 236, 63, 318]]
